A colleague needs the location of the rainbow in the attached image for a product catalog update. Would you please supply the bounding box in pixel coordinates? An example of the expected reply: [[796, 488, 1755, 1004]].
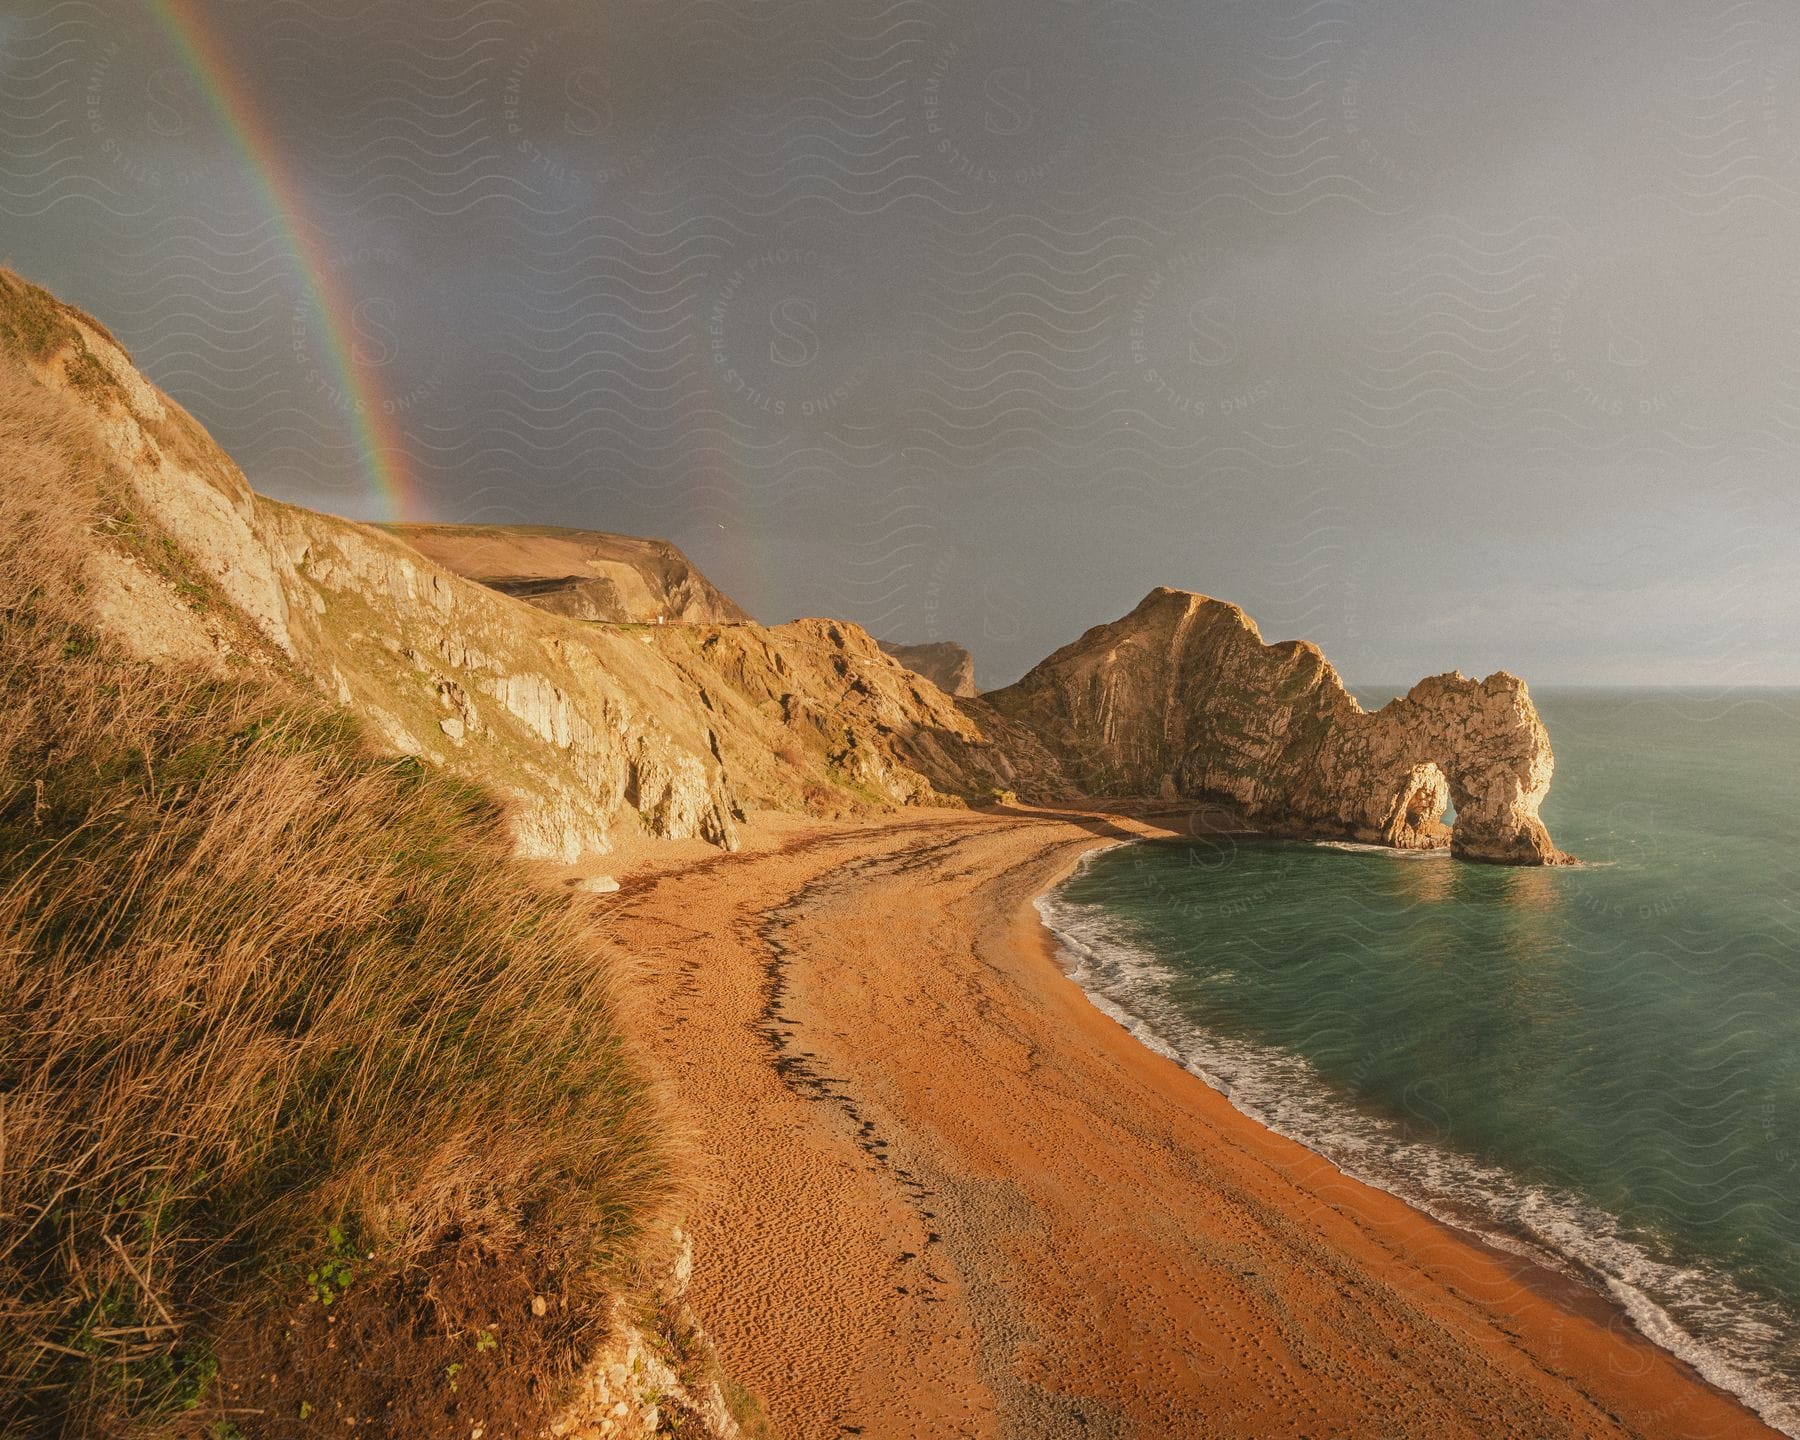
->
[[147, 0, 424, 521]]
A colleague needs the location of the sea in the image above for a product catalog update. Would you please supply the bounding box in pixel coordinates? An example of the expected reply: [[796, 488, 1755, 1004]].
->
[[1036, 689, 1800, 1434]]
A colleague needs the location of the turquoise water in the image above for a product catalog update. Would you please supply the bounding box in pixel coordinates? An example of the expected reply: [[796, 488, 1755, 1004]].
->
[[1038, 690, 1800, 1433]]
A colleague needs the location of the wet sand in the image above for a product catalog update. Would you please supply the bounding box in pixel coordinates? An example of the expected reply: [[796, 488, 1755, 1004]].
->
[[592, 806, 1780, 1440]]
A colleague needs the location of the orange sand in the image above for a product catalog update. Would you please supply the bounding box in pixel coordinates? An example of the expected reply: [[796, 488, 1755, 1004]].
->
[[592, 807, 1780, 1440]]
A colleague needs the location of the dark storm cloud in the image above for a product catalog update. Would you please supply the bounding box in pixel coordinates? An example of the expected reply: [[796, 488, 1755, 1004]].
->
[[2, 0, 1797, 687]]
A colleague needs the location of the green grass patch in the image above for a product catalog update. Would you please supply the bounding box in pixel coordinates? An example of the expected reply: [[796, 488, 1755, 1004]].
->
[[0, 327, 676, 1435]]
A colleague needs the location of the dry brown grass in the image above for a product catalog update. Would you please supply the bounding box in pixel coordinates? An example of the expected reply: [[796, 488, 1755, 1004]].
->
[[0, 352, 676, 1432]]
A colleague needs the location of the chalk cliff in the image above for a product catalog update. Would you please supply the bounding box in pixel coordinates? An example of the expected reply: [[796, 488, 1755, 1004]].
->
[[4, 271, 1566, 872], [981, 587, 1569, 865], [879, 639, 979, 698], [1, 272, 1018, 866], [390, 522, 751, 626]]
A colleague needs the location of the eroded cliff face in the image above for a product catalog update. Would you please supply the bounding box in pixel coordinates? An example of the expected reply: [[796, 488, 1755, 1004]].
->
[[4, 273, 1564, 868], [269, 503, 742, 859], [982, 587, 1569, 864], [2, 273, 1013, 865], [879, 639, 979, 698], [390, 523, 751, 626]]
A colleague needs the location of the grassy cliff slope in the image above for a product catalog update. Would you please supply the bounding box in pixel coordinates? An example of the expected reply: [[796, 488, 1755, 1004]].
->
[[0, 276, 727, 1435]]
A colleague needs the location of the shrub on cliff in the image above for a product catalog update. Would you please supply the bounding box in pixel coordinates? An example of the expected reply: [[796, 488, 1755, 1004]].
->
[[0, 346, 674, 1432]]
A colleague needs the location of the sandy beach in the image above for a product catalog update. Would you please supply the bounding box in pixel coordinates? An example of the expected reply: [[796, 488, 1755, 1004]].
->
[[590, 806, 1780, 1440]]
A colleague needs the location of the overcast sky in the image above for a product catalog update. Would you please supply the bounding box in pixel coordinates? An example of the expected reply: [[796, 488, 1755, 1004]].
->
[[3, 0, 1798, 687]]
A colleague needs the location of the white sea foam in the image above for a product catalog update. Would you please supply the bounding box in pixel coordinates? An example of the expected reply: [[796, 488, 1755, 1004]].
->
[[1307, 837, 1622, 870], [1034, 868, 1800, 1437], [1309, 839, 1452, 858]]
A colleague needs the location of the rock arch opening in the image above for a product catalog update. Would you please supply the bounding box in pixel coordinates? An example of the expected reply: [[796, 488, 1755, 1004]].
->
[[1382, 761, 1453, 850]]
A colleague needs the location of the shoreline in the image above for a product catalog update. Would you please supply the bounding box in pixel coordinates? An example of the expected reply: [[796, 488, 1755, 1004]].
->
[[1029, 829, 1794, 1437], [596, 805, 1783, 1438]]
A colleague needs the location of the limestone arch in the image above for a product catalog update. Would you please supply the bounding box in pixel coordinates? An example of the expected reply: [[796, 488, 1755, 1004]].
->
[[1381, 760, 1452, 849]]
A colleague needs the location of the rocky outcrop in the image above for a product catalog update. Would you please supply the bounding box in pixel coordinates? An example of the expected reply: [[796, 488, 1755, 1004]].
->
[[267, 503, 741, 859], [545, 1228, 743, 1440], [391, 523, 751, 626], [981, 587, 1569, 864], [678, 618, 1014, 812], [879, 639, 979, 697]]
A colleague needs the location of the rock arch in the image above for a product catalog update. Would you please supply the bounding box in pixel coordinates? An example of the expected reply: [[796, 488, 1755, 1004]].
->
[[1303, 670, 1567, 864], [1380, 762, 1451, 850], [980, 589, 1572, 865]]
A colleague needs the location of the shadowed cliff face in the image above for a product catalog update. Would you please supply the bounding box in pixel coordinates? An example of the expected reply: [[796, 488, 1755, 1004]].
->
[[981, 588, 1569, 865], [878, 640, 978, 698], [387, 523, 751, 626]]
